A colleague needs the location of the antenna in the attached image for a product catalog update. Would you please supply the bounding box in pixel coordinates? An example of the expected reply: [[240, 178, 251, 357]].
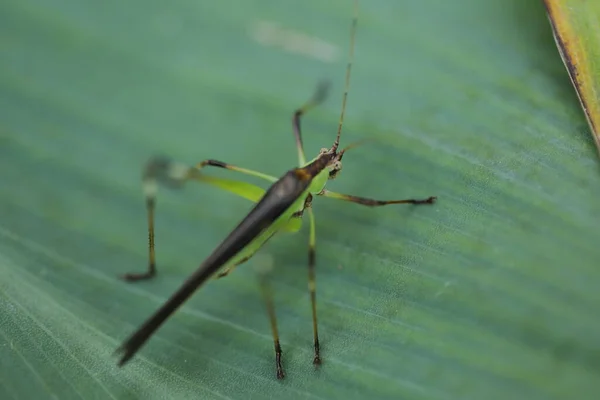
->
[[332, 0, 358, 153]]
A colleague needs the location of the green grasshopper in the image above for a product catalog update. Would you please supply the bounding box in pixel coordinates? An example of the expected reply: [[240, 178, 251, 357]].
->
[[115, 0, 436, 379]]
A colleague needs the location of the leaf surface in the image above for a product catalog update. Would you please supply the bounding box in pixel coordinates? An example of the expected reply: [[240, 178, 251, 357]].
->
[[1, 1, 599, 399]]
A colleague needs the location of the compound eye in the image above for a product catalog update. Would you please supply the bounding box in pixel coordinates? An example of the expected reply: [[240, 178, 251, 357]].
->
[[328, 161, 343, 179]]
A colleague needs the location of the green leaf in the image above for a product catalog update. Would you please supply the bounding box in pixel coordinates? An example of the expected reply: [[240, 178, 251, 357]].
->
[[1, 0, 599, 399], [544, 0, 600, 154]]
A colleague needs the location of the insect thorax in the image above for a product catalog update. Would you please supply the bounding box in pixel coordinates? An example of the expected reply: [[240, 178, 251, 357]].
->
[[308, 168, 329, 194]]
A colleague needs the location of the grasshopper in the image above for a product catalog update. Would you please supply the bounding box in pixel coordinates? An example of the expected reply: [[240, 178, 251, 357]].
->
[[116, 0, 436, 379]]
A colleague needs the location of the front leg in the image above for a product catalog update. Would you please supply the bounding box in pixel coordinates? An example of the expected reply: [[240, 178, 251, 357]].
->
[[317, 190, 436, 206]]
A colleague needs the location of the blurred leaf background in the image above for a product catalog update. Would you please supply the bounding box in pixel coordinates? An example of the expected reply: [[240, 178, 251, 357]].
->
[[1, 0, 599, 399]]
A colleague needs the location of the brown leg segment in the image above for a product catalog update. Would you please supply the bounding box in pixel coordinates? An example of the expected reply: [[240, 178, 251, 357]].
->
[[260, 277, 285, 379], [319, 190, 436, 206], [121, 197, 157, 281], [307, 208, 321, 365], [292, 82, 330, 165], [121, 157, 189, 282]]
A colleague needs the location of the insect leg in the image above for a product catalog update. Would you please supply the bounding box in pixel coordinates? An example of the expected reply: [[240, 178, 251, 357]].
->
[[214, 256, 250, 279], [293, 82, 330, 166], [307, 207, 321, 365], [120, 157, 175, 282], [195, 159, 277, 183], [121, 157, 268, 282], [318, 190, 436, 206], [259, 275, 285, 379]]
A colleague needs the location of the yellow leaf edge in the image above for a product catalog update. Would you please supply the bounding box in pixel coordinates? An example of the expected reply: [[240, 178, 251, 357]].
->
[[543, 0, 600, 155]]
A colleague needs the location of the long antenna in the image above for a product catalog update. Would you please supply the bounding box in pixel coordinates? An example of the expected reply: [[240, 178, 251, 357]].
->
[[332, 0, 358, 153]]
